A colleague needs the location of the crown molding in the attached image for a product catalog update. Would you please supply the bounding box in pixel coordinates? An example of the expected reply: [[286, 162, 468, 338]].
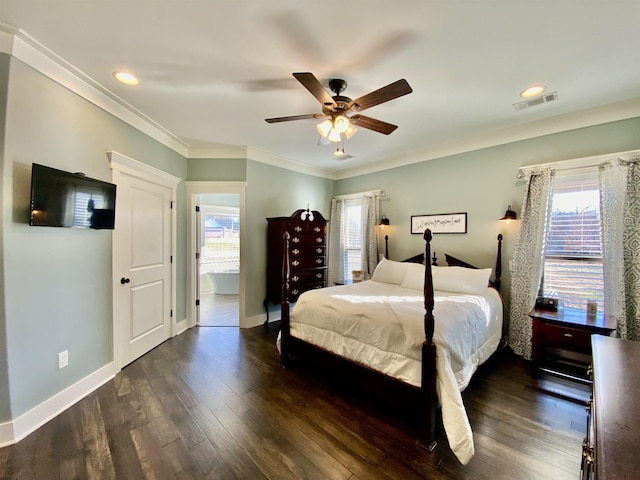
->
[[187, 144, 335, 179], [333, 98, 640, 180], [0, 25, 189, 157], [3, 23, 638, 181]]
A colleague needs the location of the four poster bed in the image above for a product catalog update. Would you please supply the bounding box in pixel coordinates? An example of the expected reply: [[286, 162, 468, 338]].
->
[[278, 229, 504, 465]]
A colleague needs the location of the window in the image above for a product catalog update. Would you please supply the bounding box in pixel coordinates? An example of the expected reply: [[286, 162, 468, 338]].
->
[[200, 207, 240, 274], [343, 199, 363, 280], [541, 172, 604, 309], [329, 193, 378, 284]]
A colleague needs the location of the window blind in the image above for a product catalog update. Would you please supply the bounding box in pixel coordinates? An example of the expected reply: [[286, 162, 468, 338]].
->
[[344, 201, 362, 280], [542, 172, 604, 309]]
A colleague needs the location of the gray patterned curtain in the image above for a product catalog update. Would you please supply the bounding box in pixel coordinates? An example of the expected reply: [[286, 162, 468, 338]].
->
[[599, 160, 640, 340], [508, 169, 554, 359], [328, 198, 346, 285], [361, 195, 379, 276]]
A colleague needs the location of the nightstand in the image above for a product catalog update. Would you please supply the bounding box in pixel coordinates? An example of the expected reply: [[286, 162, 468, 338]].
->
[[530, 307, 616, 381]]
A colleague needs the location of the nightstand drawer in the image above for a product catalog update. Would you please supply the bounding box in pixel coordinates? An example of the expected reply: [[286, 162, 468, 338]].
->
[[544, 323, 592, 351]]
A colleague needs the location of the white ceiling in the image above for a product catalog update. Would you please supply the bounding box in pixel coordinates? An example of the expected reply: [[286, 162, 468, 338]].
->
[[1, 1, 639, 178]]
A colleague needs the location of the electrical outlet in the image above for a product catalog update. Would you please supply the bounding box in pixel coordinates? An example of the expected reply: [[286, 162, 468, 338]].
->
[[58, 350, 68, 369]]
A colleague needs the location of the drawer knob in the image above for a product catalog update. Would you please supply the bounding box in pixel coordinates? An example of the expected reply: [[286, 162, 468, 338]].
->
[[292, 289, 299, 295], [563, 333, 574, 338], [292, 237, 300, 243], [316, 272, 323, 278], [292, 276, 299, 282], [316, 248, 322, 254], [316, 237, 323, 243], [295, 226, 302, 232], [292, 249, 300, 255], [316, 258, 322, 264], [314, 226, 321, 232], [292, 260, 300, 266]]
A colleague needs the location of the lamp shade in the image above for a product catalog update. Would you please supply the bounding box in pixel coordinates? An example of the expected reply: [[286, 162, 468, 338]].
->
[[500, 205, 517, 223], [327, 128, 341, 143], [316, 119, 332, 137]]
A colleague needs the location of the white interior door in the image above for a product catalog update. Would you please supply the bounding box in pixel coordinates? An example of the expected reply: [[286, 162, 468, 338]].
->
[[110, 152, 178, 369]]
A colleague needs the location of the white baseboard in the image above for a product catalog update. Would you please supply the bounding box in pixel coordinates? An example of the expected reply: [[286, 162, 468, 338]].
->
[[242, 311, 281, 329], [0, 362, 114, 447]]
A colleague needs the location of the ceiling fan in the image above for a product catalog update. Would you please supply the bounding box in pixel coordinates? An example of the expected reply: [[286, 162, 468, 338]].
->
[[265, 72, 413, 142]]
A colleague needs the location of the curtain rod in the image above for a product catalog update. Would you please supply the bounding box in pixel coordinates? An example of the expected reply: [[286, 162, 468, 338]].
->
[[333, 189, 385, 200], [517, 149, 640, 179]]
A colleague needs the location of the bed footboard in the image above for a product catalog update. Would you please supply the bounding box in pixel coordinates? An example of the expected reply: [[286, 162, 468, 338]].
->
[[279, 228, 438, 451]]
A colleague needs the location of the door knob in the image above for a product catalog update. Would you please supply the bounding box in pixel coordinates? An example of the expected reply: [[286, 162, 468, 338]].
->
[[120, 277, 131, 284]]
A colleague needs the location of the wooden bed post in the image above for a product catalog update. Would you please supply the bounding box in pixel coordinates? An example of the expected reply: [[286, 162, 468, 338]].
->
[[418, 229, 437, 451], [494, 234, 503, 292], [280, 231, 291, 368]]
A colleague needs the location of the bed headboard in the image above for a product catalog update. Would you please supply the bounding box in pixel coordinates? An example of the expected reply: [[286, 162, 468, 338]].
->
[[444, 234, 503, 291], [401, 234, 503, 291]]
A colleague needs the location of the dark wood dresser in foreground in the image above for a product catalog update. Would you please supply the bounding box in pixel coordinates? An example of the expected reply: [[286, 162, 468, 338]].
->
[[581, 335, 640, 479], [264, 209, 327, 320]]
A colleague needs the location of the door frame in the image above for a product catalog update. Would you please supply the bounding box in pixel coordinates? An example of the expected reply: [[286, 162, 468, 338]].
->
[[186, 181, 246, 328], [109, 150, 179, 372]]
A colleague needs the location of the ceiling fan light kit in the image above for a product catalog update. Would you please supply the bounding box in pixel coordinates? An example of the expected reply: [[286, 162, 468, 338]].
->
[[266, 72, 413, 150], [316, 119, 332, 137]]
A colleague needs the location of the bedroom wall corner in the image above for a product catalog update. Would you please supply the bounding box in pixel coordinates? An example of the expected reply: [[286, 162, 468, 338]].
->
[[334, 115, 640, 326], [245, 159, 333, 323]]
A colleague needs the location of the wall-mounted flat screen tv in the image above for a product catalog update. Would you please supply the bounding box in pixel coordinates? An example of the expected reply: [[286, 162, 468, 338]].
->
[[29, 163, 117, 229]]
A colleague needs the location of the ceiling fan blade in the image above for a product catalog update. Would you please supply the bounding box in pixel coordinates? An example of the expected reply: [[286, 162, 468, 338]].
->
[[349, 79, 412, 112], [350, 115, 398, 135], [293, 72, 337, 108], [265, 113, 324, 123]]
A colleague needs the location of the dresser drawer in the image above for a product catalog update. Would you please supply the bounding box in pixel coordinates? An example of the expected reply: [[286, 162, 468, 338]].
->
[[544, 323, 592, 351], [290, 256, 325, 269], [288, 223, 326, 235], [290, 246, 325, 258], [289, 282, 325, 301], [290, 269, 326, 284], [289, 234, 326, 246]]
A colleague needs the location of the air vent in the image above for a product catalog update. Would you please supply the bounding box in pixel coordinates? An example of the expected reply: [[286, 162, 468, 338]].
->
[[334, 154, 354, 161], [513, 92, 559, 111]]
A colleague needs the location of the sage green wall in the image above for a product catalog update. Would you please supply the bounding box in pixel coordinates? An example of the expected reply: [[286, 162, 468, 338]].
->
[[0, 53, 10, 422], [1, 58, 187, 419], [336, 116, 640, 313], [186, 157, 333, 320], [246, 160, 333, 319], [188, 158, 246, 181]]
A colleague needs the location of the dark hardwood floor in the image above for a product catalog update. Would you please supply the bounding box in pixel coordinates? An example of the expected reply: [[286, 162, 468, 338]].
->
[[0, 323, 588, 479]]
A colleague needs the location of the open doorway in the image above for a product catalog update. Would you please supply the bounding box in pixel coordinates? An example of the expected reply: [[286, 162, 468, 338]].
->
[[198, 194, 240, 327]]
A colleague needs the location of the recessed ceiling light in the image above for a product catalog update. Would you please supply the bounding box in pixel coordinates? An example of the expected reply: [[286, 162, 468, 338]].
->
[[520, 85, 545, 98], [113, 71, 139, 86]]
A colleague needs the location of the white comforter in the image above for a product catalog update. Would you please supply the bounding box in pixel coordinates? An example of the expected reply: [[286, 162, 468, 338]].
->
[[279, 280, 503, 464]]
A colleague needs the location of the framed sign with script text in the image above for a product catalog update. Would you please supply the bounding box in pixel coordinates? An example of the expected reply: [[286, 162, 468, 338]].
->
[[411, 212, 467, 234]]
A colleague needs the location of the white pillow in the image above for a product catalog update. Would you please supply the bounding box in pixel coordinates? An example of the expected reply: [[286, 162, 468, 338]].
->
[[371, 258, 408, 285], [400, 262, 427, 290], [433, 266, 492, 295]]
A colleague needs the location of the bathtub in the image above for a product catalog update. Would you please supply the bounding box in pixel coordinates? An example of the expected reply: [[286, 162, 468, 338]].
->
[[207, 271, 239, 295]]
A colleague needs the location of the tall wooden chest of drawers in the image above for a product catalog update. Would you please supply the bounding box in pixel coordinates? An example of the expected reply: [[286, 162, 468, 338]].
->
[[265, 209, 327, 314], [581, 335, 640, 479]]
